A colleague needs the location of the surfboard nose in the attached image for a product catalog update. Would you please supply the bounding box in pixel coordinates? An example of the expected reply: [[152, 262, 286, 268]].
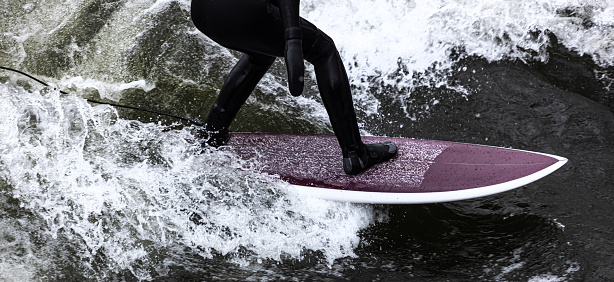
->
[[418, 144, 567, 193]]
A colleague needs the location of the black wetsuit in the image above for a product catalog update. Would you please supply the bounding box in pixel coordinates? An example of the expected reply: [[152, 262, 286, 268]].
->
[[190, 0, 396, 174]]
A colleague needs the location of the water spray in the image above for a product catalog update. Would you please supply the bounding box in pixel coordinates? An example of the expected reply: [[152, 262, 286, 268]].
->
[[0, 66, 204, 126]]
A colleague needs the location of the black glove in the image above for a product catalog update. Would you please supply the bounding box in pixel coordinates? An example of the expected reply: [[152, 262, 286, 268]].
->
[[284, 38, 304, 97]]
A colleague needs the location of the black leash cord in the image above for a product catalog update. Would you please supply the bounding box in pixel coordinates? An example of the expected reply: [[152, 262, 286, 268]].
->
[[0, 66, 204, 126]]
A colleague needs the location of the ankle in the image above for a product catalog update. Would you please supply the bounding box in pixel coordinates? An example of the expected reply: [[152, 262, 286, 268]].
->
[[199, 126, 229, 147]]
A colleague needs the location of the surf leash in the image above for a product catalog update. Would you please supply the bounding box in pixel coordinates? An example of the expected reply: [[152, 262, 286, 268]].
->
[[0, 66, 204, 126]]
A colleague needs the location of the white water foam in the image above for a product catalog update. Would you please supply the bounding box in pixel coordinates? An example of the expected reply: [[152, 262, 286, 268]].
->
[[303, 0, 614, 117], [305, 0, 614, 73], [0, 82, 385, 279]]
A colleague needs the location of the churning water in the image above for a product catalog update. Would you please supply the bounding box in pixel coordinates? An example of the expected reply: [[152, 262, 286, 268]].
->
[[1, 0, 613, 280]]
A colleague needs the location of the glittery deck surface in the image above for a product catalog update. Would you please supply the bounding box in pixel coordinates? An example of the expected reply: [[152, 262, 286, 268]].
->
[[228, 133, 558, 193]]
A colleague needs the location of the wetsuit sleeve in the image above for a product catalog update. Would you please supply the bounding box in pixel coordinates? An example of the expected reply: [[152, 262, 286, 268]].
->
[[278, 0, 302, 40], [277, 0, 304, 96]]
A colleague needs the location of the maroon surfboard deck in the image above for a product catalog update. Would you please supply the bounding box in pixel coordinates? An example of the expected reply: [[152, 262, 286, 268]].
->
[[226, 133, 567, 204]]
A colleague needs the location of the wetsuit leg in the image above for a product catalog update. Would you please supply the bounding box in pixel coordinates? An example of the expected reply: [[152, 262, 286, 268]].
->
[[203, 53, 275, 146], [191, 0, 280, 146], [301, 32, 362, 156], [191, 0, 359, 149], [301, 30, 397, 174], [190, 0, 396, 173]]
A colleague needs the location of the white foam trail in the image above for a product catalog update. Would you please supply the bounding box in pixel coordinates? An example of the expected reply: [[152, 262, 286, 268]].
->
[[0, 82, 383, 279], [61, 76, 156, 101], [304, 0, 614, 72]]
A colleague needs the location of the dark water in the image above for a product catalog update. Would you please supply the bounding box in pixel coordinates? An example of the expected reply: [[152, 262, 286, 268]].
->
[[1, 0, 613, 281]]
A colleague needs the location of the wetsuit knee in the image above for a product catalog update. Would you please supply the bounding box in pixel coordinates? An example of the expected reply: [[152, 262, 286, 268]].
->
[[303, 30, 337, 65]]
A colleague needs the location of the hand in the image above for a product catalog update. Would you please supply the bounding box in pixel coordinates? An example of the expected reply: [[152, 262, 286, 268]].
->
[[284, 38, 304, 97]]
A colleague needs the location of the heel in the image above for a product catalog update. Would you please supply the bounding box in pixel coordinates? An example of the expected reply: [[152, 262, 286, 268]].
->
[[343, 151, 365, 175]]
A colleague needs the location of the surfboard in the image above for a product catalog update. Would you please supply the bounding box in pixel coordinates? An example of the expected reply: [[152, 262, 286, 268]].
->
[[226, 133, 567, 204]]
